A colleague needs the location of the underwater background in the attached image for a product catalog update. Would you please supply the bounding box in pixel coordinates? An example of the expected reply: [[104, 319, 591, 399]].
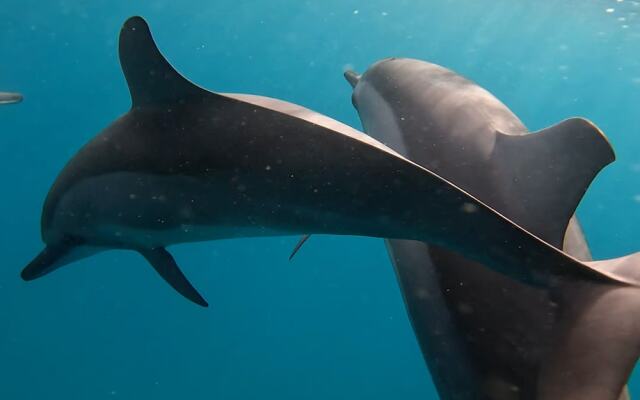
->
[[1, 0, 639, 398]]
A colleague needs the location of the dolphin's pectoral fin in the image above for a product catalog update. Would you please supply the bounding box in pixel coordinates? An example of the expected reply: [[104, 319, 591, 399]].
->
[[21, 244, 72, 281], [289, 234, 312, 260], [494, 117, 615, 248], [139, 248, 208, 307], [119, 16, 220, 109]]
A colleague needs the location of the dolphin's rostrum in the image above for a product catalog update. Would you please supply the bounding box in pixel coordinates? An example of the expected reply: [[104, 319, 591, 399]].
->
[[21, 16, 640, 309], [0, 92, 23, 105]]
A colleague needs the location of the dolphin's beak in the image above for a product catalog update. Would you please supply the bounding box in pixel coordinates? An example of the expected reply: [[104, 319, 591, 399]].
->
[[344, 70, 361, 88], [21, 244, 71, 281]]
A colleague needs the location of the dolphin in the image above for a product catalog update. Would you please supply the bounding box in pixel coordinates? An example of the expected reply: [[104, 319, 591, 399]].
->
[[21, 17, 640, 315], [336, 58, 638, 400], [0, 92, 23, 105]]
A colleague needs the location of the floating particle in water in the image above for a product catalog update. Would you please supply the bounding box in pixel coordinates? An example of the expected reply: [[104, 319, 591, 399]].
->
[[342, 63, 354, 72], [631, 77, 640, 84], [460, 202, 478, 213], [353, 9, 359, 15], [606, 8, 615, 13], [633, 194, 640, 203], [381, 11, 388, 16]]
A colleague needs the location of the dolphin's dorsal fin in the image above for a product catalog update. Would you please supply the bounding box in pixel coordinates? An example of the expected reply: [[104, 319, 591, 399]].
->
[[494, 117, 614, 248], [119, 16, 213, 108], [139, 247, 208, 307]]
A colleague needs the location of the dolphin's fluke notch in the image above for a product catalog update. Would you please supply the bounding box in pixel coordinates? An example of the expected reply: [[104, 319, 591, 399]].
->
[[289, 235, 311, 261], [494, 117, 615, 248], [139, 248, 208, 307], [344, 70, 360, 88], [119, 16, 213, 108]]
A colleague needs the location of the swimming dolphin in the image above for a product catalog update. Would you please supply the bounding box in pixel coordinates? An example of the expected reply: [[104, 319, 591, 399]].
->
[[21, 17, 640, 313], [339, 58, 638, 400], [0, 92, 23, 105]]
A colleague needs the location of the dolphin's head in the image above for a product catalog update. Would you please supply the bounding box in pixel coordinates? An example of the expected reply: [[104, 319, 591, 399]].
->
[[21, 165, 112, 281], [343, 59, 414, 153]]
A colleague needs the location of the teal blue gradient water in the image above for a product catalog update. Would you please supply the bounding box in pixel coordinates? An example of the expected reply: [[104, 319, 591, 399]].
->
[[1, 1, 639, 398]]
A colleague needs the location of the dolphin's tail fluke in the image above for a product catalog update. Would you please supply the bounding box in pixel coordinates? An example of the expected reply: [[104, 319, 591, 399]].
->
[[139, 247, 208, 307]]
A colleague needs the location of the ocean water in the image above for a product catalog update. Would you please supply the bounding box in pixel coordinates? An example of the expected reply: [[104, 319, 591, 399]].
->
[[1, 0, 639, 399]]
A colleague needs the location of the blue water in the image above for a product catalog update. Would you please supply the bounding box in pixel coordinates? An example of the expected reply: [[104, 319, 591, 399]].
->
[[1, 0, 639, 398]]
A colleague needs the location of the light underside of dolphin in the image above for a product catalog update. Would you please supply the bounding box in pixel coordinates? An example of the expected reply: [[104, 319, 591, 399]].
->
[[21, 17, 640, 312], [0, 92, 23, 105]]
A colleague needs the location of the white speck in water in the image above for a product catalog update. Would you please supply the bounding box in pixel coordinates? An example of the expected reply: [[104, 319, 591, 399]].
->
[[265, 165, 271, 171], [632, 77, 640, 85], [128, 193, 137, 199], [461, 202, 478, 213], [618, 0, 624, 3], [342, 63, 355, 72], [619, 17, 627, 21], [634, 194, 640, 203], [353, 9, 359, 14], [606, 8, 615, 13], [381, 11, 388, 16]]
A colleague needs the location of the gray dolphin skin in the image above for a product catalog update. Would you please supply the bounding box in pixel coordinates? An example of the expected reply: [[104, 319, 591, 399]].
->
[[344, 59, 638, 400], [0, 92, 23, 105], [21, 16, 640, 318]]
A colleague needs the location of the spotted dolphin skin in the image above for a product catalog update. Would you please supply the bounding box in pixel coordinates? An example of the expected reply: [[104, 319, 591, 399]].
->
[[0, 92, 23, 104], [21, 17, 640, 317], [344, 59, 638, 400]]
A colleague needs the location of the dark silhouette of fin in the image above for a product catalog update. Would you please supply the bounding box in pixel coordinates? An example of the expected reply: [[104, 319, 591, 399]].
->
[[139, 247, 208, 307], [119, 16, 217, 108], [494, 117, 615, 248], [21, 244, 71, 281], [289, 235, 311, 260]]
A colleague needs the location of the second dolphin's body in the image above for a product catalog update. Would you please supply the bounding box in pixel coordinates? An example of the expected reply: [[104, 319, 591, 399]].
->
[[346, 59, 637, 400]]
